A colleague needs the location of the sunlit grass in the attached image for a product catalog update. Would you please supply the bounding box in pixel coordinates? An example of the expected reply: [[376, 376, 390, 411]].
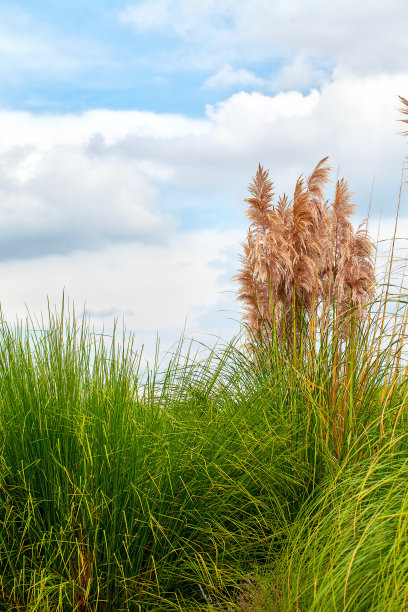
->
[[0, 300, 314, 610], [0, 236, 408, 610]]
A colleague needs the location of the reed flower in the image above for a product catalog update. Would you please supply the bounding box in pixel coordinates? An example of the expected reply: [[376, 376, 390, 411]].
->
[[234, 158, 376, 344]]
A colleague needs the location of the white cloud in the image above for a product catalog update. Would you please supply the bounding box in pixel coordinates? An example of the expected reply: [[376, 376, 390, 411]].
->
[[0, 109, 209, 152], [0, 228, 237, 328], [205, 89, 320, 127], [102, 71, 407, 206], [1, 71, 406, 262], [119, 0, 225, 37], [0, 145, 174, 258], [268, 53, 332, 93], [204, 65, 266, 91], [0, 107, 211, 259], [120, 0, 408, 82], [204, 55, 330, 94]]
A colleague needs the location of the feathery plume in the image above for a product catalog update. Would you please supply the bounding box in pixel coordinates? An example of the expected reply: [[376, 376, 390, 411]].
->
[[244, 164, 274, 232], [236, 165, 295, 338], [307, 156, 332, 202], [234, 158, 376, 347], [331, 178, 355, 265], [233, 231, 265, 336]]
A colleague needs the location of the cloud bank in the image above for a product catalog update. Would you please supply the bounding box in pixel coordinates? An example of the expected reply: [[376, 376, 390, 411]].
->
[[1, 71, 405, 263]]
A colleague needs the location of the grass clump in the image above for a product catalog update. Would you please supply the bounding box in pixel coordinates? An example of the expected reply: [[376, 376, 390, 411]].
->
[[0, 305, 312, 611], [281, 437, 408, 611]]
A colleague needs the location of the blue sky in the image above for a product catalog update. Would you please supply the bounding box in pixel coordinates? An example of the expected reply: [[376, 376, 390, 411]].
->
[[0, 0, 326, 114], [0, 0, 407, 362]]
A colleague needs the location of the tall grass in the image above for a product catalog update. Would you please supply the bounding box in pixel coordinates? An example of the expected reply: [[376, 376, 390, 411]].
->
[[0, 302, 314, 610], [1, 238, 408, 610], [0, 98, 406, 611]]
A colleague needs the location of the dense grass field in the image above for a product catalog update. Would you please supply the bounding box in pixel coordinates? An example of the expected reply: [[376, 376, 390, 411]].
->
[[0, 244, 408, 611]]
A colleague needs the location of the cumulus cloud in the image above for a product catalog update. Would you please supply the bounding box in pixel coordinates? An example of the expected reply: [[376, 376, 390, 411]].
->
[[268, 54, 333, 93], [0, 108, 209, 151], [0, 72, 407, 263], [105, 72, 408, 209], [0, 107, 212, 260], [0, 228, 238, 329], [0, 145, 175, 259]]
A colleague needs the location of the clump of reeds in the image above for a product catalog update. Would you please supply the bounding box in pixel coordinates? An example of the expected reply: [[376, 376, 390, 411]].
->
[[234, 158, 377, 347]]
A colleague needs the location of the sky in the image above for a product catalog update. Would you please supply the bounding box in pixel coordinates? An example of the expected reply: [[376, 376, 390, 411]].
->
[[0, 0, 407, 364]]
